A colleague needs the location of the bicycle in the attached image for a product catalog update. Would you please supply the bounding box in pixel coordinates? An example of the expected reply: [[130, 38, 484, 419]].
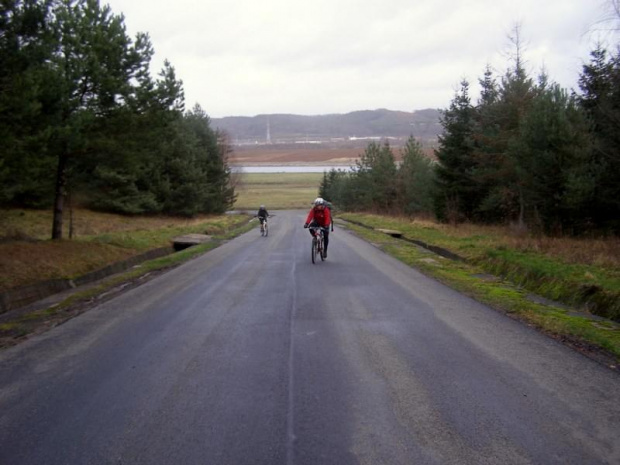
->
[[259, 217, 268, 237], [309, 226, 325, 263]]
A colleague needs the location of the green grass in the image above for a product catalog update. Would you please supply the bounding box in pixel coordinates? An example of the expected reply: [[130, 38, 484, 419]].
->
[[233, 172, 323, 209], [84, 215, 246, 250], [339, 214, 620, 363], [341, 212, 620, 320], [480, 248, 620, 318]]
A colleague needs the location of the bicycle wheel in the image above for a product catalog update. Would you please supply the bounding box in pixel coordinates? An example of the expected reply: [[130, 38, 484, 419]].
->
[[311, 236, 317, 264], [265, 222, 268, 237], [320, 236, 325, 261]]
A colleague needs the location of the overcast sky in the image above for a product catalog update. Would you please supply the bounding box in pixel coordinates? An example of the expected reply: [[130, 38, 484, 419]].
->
[[104, 0, 617, 118]]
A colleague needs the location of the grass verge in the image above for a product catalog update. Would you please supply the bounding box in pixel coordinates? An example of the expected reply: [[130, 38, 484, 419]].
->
[[339, 213, 620, 366], [0, 211, 250, 291], [0, 216, 254, 348]]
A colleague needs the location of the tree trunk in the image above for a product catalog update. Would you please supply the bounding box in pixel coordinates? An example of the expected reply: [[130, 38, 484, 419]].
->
[[68, 189, 74, 239], [517, 187, 526, 231], [52, 153, 67, 240]]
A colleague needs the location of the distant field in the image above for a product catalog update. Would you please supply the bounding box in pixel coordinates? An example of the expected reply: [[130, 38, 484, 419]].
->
[[233, 172, 323, 210], [228, 144, 435, 166], [230, 146, 364, 165]]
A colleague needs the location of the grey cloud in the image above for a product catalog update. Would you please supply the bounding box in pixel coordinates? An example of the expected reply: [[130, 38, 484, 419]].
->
[[106, 0, 608, 116]]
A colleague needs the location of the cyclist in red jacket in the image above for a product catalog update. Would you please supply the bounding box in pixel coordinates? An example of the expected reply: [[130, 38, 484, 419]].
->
[[304, 197, 332, 257]]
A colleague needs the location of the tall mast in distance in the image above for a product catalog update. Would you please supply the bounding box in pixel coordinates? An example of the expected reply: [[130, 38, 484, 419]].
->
[[266, 117, 272, 144]]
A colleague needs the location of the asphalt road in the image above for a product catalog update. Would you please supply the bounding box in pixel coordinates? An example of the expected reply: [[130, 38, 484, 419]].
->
[[1, 210, 619, 465]]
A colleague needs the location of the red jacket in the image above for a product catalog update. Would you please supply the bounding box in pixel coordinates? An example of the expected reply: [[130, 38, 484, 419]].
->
[[305, 206, 331, 228]]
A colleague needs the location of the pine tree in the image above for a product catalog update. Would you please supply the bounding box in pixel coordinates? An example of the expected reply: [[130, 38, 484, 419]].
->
[[470, 25, 538, 227], [434, 80, 477, 223], [0, 0, 58, 206], [352, 141, 398, 211], [577, 46, 620, 231], [319, 168, 349, 210], [1, 1, 234, 226], [471, 66, 504, 222], [182, 104, 235, 214], [514, 84, 593, 233], [45, 0, 163, 238], [398, 136, 435, 216]]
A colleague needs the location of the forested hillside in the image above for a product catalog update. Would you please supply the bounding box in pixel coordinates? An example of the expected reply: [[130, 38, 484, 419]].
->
[[212, 109, 441, 142]]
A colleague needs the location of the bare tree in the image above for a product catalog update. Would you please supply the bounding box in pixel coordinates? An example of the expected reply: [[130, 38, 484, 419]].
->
[[610, 0, 620, 21], [217, 130, 241, 209], [588, 0, 620, 39], [506, 23, 528, 75]]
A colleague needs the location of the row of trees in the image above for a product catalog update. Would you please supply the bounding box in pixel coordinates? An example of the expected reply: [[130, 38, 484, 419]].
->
[[1, 0, 235, 239], [433, 39, 620, 234], [321, 32, 620, 235], [318, 137, 435, 216]]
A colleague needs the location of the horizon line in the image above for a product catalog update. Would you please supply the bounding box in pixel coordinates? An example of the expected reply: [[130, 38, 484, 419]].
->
[[210, 107, 440, 119]]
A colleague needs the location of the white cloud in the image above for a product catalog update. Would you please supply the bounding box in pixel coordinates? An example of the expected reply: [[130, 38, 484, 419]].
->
[[104, 0, 615, 117]]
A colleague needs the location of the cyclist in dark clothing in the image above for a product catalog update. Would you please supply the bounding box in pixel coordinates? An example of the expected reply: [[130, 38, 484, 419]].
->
[[304, 197, 332, 257], [257, 205, 269, 226]]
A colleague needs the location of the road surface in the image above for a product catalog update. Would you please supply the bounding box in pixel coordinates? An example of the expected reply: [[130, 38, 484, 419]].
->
[[1, 210, 619, 464]]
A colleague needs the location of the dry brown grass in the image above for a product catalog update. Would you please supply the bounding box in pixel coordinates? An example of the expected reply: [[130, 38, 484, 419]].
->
[[0, 208, 219, 241], [0, 241, 133, 291], [391, 217, 620, 268], [233, 172, 322, 210], [0, 209, 249, 293], [504, 236, 620, 268]]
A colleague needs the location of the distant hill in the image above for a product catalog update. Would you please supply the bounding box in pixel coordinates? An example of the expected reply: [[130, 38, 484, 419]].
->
[[211, 108, 441, 144]]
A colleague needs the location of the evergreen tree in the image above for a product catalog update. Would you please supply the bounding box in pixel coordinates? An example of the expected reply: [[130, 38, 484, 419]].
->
[[318, 168, 349, 210], [1, 0, 236, 228], [318, 170, 338, 204], [46, 0, 162, 238], [352, 141, 398, 211], [471, 66, 505, 222], [513, 84, 593, 233], [434, 80, 477, 223], [0, 0, 58, 206], [398, 136, 435, 216], [180, 104, 235, 214], [577, 46, 620, 231], [468, 25, 538, 227], [490, 37, 537, 227], [77, 61, 181, 215]]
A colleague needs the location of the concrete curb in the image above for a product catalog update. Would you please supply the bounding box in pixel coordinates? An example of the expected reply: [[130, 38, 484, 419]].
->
[[342, 218, 465, 262]]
